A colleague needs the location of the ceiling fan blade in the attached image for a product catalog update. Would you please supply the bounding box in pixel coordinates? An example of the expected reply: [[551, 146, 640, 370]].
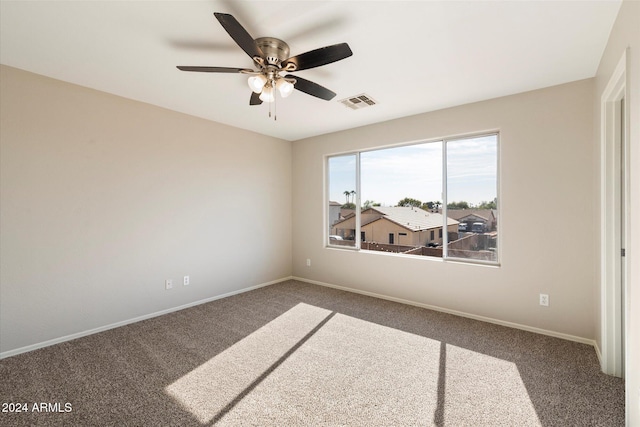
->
[[250, 92, 263, 105], [284, 43, 352, 71], [285, 74, 336, 101], [214, 12, 264, 60], [177, 66, 252, 73]]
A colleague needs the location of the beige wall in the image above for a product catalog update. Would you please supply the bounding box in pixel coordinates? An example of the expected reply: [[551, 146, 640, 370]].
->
[[396, 230, 415, 246], [293, 78, 596, 340], [334, 215, 448, 246], [361, 218, 415, 245], [0, 65, 292, 354], [370, 223, 454, 247], [593, 0, 640, 423]]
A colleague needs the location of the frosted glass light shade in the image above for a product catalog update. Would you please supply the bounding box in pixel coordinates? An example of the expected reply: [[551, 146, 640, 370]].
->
[[276, 79, 294, 98], [259, 86, 275, 103], [247, 75, 267, 93]]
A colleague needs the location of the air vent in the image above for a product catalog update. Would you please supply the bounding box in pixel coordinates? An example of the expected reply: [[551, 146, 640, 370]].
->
[[339, 93, 377, 110]]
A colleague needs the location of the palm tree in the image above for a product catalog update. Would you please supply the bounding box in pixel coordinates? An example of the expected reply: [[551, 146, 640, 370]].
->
[[350, 190, 356, 203], [343, 190, 351, 204]]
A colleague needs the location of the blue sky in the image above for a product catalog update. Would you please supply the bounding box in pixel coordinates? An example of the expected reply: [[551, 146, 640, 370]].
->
[[328, 134, 497, 207]]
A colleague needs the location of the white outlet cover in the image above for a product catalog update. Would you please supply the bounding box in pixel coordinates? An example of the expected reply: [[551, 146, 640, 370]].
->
[[166, 279, 173, 290], [183, 276, 190, 286], [539, 294, 549, 306]]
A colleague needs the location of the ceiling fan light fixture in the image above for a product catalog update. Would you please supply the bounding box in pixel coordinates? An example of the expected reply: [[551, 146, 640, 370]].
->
[[259, 85, 275, 103], [276, 78, 294, 98], [247, 74, 267, 93]]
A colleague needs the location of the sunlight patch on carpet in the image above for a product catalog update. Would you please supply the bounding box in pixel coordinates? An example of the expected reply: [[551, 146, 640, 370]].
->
[[166, 303, 541, 425], [165, 303, 333, 424], [223, 312, 443, 425]]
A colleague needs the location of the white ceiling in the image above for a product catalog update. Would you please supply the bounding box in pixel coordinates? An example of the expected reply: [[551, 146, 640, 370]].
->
[[0, 1, 621, 141]]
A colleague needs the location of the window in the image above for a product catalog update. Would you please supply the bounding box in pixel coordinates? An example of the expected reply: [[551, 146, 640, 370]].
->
[[327, 154, 357, 248], [327, 133, 499, 264], [445, 135, 498, 262]]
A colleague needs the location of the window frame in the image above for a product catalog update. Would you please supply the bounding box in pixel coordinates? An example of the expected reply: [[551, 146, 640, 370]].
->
[[325, 151, 360, 251], [325, 132, 500, 266]]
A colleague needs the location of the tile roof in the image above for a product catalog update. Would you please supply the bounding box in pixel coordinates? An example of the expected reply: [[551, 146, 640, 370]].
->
[[368, 207, 458, 231], [444, 209, 495, 222]]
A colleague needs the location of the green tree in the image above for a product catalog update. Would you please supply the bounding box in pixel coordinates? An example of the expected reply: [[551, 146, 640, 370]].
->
[[422, 201, 442, 211], [341, 190, 357, 209], [363, 200, 381, 209], [477, 198, 497, 210], [343, 190, 352, 204], [397, 197, 423, 207], [447, 201, 470, 209]]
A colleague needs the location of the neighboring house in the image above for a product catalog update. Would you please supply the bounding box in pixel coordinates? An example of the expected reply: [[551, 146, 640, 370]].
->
[[332, 206, 458, 246], [340, 207, 355, 219], [332, 212, 356, 240], [445, 209, 497, 231], [327, 202, 357, 236], [328, 201, 342, 227]]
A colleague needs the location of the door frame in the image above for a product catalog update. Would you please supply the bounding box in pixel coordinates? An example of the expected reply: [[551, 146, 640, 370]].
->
[[600, 49, 630, 377]]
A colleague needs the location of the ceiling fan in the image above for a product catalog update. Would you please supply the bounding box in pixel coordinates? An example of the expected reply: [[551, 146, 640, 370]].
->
[[177, 13, 353, 109]]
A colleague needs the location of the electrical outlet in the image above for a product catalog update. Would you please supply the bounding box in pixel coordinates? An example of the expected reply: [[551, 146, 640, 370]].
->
[[539, 293, 549, 306], [183, 275, 190, 286], [165, 279, 173, 290], [306, 259, 311, 267]]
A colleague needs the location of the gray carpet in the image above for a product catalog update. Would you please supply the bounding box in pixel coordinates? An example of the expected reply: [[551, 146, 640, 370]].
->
[[0, 280, 624, 426]]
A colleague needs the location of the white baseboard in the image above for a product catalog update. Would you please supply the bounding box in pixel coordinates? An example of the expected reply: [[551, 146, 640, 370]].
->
[[3, 275, 597, 359], [594, 341, 603, 367], [0, 276, 293, 360], [292, 276, 597, 348]]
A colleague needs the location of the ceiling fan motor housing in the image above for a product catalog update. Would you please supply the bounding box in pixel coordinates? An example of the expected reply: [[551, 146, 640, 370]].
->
[[255, 37, 290, 66]]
